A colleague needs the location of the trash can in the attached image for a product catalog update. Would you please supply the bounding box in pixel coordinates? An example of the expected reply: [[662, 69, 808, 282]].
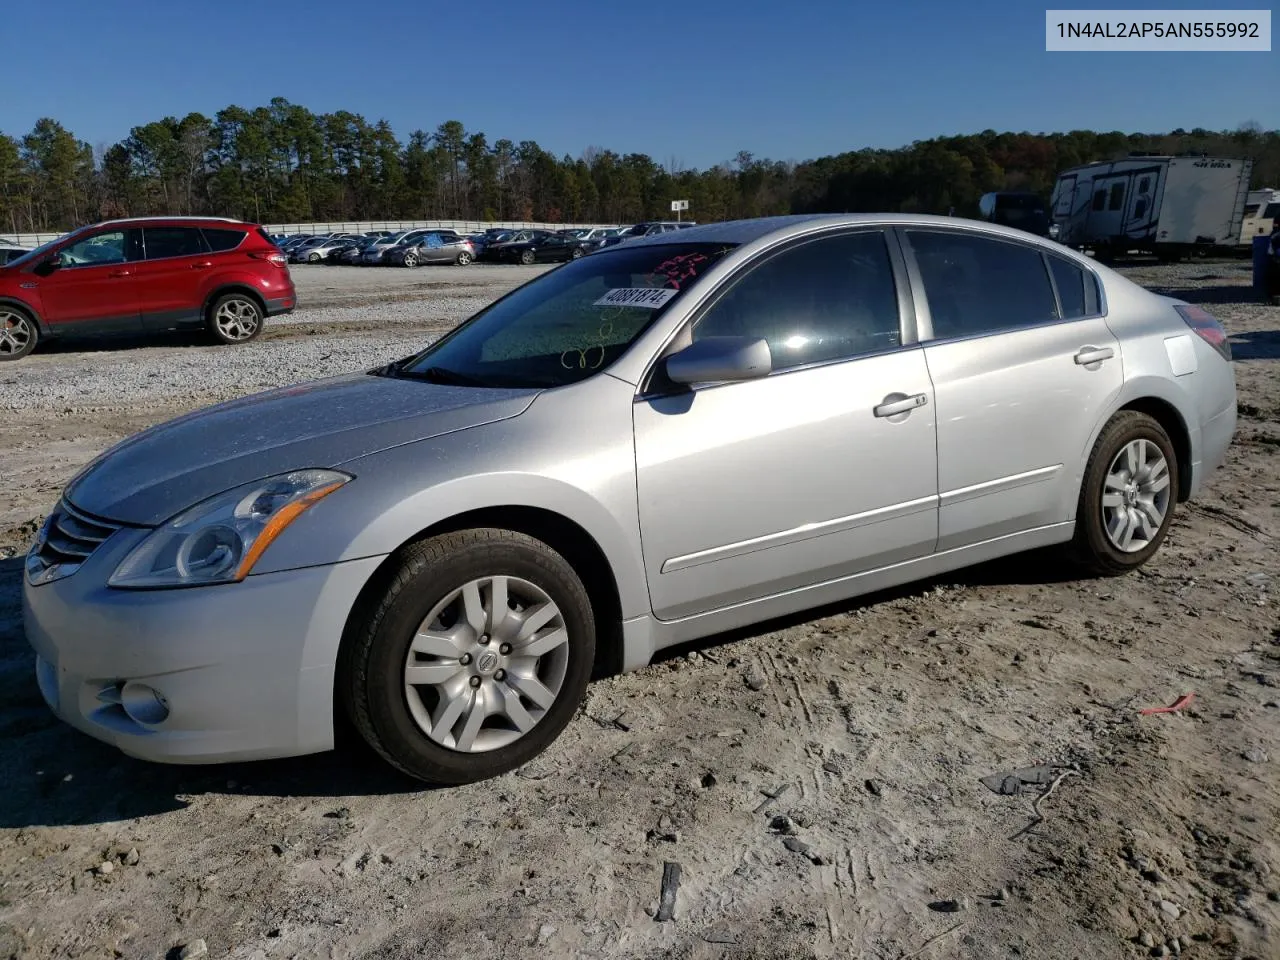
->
[[1254, 235, 1273, 300]]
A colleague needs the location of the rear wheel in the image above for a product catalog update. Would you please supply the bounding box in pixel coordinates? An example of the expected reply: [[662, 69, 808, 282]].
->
[[570, 246, 584, 260], [207, 293, 264, 345], [403, 251, 419, 268], [340, 529, 596, 785], [1070, 411, 1178, 576], [456, 250, 473, 265], [0, 307, 37, 361], [308, 252, 321, 263], [520, 249, 536, 265]]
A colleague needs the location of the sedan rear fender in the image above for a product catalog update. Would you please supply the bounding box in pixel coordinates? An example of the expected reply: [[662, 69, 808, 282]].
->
[[1075, 374, 1202, 508]]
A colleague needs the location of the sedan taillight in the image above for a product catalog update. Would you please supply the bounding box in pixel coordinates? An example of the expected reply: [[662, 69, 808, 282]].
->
[[1173, 304, 1231, 361]]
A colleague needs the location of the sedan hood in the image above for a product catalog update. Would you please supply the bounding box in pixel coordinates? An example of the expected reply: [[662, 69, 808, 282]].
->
[[64, 373, 539, 525]]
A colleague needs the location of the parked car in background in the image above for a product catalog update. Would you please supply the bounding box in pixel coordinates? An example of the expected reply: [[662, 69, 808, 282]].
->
[[334, 236, 384, 265], [292, 235, 367, 263], [479, 229, 559, 262], [320, 237, 367, 264], [0, 242, 31, 266], [385, 232, 476, 267], [0, 216, 294, 360], [361, 230, 435, 265], [491, 230, 591, 264], [464, 228, 516, 259], [20, 213, 1236, 783], [594, 221, 696, 250]]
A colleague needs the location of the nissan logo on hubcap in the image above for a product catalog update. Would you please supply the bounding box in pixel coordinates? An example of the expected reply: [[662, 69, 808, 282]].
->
[[476, 651, 500, 673]]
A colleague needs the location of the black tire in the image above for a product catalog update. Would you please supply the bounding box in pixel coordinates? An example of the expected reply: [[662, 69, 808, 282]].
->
[[520, 249, 536, 265], [1069, 411, 1179, 577], [0, 305, 38, 361], [456, 250, 473, 265], [207, 292, 264, 345], [570, 246, 584, 259], [308, 252, 321, 263], [339, 528, 596, 785]]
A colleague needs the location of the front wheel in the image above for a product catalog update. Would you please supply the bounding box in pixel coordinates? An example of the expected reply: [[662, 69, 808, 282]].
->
[[339, 529, 596, 785], [403, 252, 418, 268], [1069, 411, 1178, 576], [0, 307, 38, 361], [308, 252, 321, 263], [207, 293, 264, 345]]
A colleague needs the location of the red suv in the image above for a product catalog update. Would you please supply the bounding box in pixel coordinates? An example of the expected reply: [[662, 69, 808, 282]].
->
[[0, 217, 296, 361]]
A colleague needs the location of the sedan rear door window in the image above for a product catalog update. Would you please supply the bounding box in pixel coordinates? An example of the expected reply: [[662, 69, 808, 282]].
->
[[693, 231, 902, 370], [906, 230, 1058, 339]]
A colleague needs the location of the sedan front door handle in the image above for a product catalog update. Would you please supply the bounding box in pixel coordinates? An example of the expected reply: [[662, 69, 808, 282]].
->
[[1074, 346, 1115, 366], [873, 392, 929, 418]]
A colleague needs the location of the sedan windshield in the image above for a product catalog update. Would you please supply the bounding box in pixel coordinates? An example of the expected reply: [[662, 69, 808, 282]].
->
[[391, 242, 737, 388]]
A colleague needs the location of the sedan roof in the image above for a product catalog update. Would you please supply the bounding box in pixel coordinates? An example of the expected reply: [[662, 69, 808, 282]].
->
[[614, 213, 1081, 250]]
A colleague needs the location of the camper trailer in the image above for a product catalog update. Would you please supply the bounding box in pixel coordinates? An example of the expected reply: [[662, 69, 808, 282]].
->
[[1049, 154, 1253, 261], [1238, 188, 1279, 249]]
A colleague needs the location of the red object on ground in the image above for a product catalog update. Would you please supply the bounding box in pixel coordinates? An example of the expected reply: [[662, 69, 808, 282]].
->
[[1139, 693, 1196, 715]]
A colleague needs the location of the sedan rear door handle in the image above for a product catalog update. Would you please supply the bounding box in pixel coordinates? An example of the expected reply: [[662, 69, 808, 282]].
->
[[1074, 346, 1115, 365], [873, 392, 929, 418], [107, 269, 131, 278], [190, 261, 213, 270]]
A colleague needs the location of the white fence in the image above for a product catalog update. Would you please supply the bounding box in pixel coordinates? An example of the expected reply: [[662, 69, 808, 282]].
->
[[1, 219, 624, 249]]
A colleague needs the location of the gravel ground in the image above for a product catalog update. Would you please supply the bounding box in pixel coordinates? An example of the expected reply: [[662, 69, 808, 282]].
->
[[0, 257, 1276, 960]]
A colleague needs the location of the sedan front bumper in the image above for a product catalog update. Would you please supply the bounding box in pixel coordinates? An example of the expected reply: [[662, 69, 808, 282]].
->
[[23, 529, 383, 764]]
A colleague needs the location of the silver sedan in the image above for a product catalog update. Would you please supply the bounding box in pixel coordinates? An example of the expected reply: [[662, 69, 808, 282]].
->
[[23, 214, 1237, 784]]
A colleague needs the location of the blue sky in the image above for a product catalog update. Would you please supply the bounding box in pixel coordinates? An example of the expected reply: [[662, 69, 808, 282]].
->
[[3, 0, 1271, 168]]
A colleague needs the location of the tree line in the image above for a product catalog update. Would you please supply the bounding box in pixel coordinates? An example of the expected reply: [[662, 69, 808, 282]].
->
[[1, 98, 1275, 233]]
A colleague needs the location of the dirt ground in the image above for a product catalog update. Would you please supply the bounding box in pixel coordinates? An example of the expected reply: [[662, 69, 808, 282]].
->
[[0, 259, 1276, 960]]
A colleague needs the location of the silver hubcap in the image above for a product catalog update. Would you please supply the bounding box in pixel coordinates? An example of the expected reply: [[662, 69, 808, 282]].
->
[[0, 310, 34, 356], [458, 253, 471, 264], [403, 575, 570, 753], [404, 254, 416, 266], [1102, 438, 1170, 553], [214, 299, 260, 341]]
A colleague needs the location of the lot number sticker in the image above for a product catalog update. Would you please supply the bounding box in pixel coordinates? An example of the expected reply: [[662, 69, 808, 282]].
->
[[594, 287, 678, 308]]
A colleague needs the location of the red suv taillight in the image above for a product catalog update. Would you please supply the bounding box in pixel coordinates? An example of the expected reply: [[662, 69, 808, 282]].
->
[[1173, 304, 1231, 361], [248, 250, 288, 267]]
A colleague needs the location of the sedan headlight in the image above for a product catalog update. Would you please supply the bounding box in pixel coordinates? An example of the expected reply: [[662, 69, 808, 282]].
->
[[108, 469, 351, 589]]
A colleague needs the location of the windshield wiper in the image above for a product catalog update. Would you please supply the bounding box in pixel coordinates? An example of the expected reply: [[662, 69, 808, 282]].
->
[[410, 365, 494, 387]]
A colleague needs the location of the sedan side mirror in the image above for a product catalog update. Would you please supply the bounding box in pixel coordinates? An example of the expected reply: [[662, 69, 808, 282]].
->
[[664, 336, 772, 385]]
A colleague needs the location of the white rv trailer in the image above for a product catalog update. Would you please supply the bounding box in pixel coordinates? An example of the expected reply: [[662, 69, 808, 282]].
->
[[1238, 188, 1279, 248], [1049, 154, 1253, 261]]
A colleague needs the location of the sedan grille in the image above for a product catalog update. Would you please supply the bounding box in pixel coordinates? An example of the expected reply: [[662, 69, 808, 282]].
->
[[26, 499, 123, 585]]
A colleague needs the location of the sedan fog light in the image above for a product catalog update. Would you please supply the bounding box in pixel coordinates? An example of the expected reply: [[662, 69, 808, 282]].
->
[[120, 682, 170, 726]]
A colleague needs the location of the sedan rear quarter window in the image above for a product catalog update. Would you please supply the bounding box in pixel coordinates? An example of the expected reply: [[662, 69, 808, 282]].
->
[[907, 230, 1058, 339], [1048, 255, 1090, 320]]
